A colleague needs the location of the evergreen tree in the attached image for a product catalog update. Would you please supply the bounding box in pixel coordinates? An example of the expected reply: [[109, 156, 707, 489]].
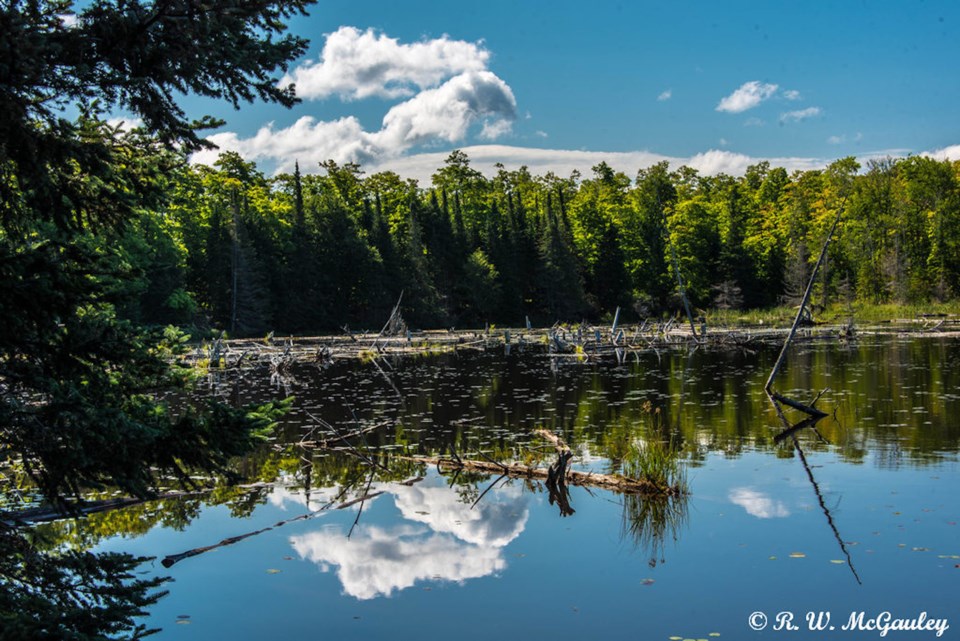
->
[[1, 1, 312, 636]]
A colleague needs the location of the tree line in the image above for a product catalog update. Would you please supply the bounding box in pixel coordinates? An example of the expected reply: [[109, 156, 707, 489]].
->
[[128, 150, 960, 335]]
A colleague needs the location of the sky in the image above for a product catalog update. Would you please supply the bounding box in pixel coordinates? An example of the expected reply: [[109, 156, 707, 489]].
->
[[185, 0, 960, 183]]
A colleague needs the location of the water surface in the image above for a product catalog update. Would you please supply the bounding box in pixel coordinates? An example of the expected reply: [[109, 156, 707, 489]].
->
[[83, 336, 960, 639]]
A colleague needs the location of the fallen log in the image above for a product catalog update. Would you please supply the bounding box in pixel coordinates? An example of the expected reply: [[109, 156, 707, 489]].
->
[[395, 455, 683, 496]]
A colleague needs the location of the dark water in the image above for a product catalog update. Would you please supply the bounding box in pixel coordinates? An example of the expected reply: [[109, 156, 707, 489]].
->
[[83, 336, 959, 639]]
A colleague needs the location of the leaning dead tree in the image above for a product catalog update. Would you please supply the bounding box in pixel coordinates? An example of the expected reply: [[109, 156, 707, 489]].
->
[[764, 198, 846, 416]]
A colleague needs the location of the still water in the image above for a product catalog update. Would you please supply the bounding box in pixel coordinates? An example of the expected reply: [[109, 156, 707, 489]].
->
[[86, 336, 959, 639]]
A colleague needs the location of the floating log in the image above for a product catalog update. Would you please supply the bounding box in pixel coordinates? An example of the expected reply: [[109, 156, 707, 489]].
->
[[396, 455, 682, 496]]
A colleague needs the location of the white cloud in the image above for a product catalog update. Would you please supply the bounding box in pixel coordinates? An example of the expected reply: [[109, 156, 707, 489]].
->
[[192, 70, 516, 174], [191, 115, 379, 173], [373, 70, 516, 149], [657, 89, 673, 102], [925, 144, 960, 161], [196, 24, 520, 176], [534, 130, 549, 138], [783, 89, 801, 101], [687, 150, 751, 175], [729, 487, 790, 519], [480, 118, 514, 140], [365, 145, 831, 184], [372, 145, 674, 183], [829, 132, 864, 145], [106, 117, 143, 131], [780, 107, 822, 123], [281, 26, 490, 100], [716, 81, 779, 113]]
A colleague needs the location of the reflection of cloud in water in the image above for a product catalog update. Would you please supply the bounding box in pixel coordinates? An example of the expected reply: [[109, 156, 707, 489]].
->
[[292, 525, 506, 599], [268, 483, 374, 513], [729, 487, 790, 518], [393, 481, 528, 547], [290, 479, 529, 599]]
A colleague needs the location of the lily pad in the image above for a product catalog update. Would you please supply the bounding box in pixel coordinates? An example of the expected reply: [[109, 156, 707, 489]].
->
[[789, 552, 806, 558]]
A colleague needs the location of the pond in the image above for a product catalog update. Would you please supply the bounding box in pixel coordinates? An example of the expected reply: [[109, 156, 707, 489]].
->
[[62, 335, 960, 639]]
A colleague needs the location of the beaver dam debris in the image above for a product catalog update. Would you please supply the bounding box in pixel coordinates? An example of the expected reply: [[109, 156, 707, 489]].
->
[[182, 314, 960, 372]]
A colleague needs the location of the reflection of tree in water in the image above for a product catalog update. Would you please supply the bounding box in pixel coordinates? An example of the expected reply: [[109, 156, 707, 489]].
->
[[621, 492, 689, 567], [0, 527, 166, 640]]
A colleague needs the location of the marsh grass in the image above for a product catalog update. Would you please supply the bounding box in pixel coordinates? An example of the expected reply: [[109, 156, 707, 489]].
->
[[622, 437, 688, 494], [705, 302, 960, 329]]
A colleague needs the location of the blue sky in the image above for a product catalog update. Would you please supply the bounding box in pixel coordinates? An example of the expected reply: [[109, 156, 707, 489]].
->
[[187, 0, 960, 181]]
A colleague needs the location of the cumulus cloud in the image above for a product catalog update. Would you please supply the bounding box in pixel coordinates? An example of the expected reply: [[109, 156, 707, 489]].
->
[[783, 89, 801, 101], [196, 25, 517, 172], [193, 71, 516, 174], [190, 116, 380, 172], [373, 70, 516, 149], [729, 487, 790, 519], [780, 107, 822, 123], [657, 89, 673, 102], [281, 26, 490, 100], [716, 81, 779, 113]]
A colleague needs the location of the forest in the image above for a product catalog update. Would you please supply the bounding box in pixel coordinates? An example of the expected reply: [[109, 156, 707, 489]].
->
[[125, 149, 960, 335]]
